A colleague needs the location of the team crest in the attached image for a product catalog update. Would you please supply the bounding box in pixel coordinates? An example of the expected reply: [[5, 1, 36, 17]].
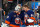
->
[[15, 18, 21, 24]]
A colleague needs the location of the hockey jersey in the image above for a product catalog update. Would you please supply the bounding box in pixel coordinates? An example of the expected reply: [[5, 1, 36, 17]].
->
[[5, 11, 21, 27], [20, 10, 36, 25]]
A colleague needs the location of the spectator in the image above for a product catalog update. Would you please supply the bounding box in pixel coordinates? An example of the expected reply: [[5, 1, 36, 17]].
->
[[7, 0, 13, 10], [3, 3, 8, 15]]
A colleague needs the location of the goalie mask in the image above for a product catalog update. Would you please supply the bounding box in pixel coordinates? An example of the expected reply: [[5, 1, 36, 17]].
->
[[15, 4, 21, 12], [15, 18, 21, 24]]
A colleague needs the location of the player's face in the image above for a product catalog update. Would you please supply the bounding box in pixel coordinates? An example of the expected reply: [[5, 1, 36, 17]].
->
[[16, 11, 21, 14], [16, 9, 21, 14], [23, 7, 27, 11], [18, 4, 21, 8], [18, 9, 21, 14], [17, 4, 21, 14]]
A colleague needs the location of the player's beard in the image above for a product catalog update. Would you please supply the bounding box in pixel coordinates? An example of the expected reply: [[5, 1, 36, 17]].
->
[[16, 11, 20, 14], [25, 9, 30, 12], [17, 12, 20, 14]]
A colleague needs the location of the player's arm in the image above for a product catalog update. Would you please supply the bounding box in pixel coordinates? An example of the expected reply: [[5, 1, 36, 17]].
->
[[5, 12, 13, 25], [20, 10, 25, 25], [30, 11, 36, 23]]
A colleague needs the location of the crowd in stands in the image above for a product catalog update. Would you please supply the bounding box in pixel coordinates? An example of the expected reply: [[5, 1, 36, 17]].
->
[[2, 0, 40, 15]]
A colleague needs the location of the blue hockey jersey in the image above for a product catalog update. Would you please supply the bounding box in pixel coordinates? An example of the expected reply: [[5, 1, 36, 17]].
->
[[20, 10, 36, 25], [5, 11, 22, 27]]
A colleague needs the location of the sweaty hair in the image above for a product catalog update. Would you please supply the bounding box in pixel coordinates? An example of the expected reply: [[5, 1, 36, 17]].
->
[[22, 5, 29, 8], [38, 6, 40, 8]]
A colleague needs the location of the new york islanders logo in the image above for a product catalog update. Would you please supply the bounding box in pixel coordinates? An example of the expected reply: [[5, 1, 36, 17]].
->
[[15, 18, 21, 24]]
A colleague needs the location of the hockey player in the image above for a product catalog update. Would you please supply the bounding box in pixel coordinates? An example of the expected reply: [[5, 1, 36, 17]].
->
[[21, 5, 36, 26], [5, 4, 22, 27]]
